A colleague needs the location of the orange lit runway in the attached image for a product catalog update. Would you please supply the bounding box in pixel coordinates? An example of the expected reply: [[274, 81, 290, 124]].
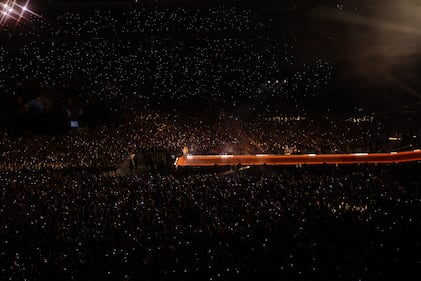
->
[[175, 150, 421, 167]]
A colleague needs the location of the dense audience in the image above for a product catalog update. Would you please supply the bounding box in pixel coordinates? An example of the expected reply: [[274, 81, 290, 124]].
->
[[0, 6, 270, 39], [1, 165, 420, 280], [0, 6, 331, 105], [0, 110, 393, 172], [0, 4, 420, 281]]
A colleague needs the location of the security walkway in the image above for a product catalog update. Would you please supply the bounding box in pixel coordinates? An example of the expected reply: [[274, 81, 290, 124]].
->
[[175, 150, 421, 167]]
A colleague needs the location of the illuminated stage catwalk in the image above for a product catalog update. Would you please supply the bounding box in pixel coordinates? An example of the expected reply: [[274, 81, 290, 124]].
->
[[175, 150, 421, 167]]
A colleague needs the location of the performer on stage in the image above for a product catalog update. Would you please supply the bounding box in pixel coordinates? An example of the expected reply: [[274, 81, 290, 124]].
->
[[182, 146, 189, 157]]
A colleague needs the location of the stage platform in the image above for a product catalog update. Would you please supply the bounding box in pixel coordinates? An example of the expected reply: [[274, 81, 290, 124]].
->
[[175, 150, 421, 167]]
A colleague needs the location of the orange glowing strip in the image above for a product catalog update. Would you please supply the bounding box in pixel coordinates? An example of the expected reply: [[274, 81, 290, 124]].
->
[[175, 150, 421, 167]]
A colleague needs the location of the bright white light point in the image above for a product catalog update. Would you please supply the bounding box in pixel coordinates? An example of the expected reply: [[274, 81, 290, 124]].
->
[[221, 155, 234, 158], [23, 6, 27, 11]]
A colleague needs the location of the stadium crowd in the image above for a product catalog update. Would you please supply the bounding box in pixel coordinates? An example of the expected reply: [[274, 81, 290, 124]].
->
[[1, 165, 420, 280], [0, 110, 391, 172], [0, 4, 420, 281], [0, 6, 270, 39], [0, 6, 331, 104], [0, 6, 344, 172]]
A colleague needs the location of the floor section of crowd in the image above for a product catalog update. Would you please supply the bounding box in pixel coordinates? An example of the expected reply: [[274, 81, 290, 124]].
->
[[1, 165, 420, 280], [0, 3, 420, 281]]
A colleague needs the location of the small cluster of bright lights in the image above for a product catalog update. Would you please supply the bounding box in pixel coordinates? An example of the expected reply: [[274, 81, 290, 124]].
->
[[0, 0, 32, 25]]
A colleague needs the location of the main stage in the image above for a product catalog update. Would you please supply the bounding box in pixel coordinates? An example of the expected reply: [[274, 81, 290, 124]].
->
[[175, 150, 421, 167]]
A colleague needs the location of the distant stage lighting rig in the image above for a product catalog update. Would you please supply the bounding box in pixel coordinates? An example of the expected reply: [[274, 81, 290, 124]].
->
[[0, 0, 37, 26]]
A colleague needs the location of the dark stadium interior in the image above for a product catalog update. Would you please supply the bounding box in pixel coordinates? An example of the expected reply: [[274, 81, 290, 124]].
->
[[1, 0, 421, 280]]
